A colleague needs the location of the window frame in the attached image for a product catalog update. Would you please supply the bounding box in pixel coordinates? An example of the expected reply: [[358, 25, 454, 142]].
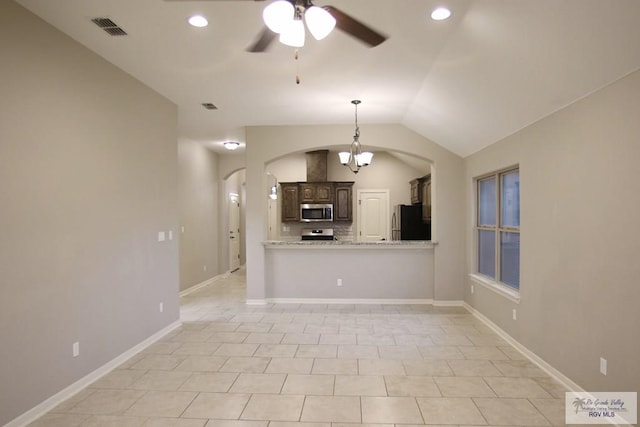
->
[[474, 166, 520, 294]]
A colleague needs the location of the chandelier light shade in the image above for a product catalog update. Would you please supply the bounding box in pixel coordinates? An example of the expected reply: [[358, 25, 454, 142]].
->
[[339, 100, 373, 174], [357, 151, 374, 166], [305, 6, 336, 40], [262, 0, 336, 47], [338, 152, 351, 164]]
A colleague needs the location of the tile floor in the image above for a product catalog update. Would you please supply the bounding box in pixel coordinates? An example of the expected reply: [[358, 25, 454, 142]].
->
[[29, 268, 575, 426]]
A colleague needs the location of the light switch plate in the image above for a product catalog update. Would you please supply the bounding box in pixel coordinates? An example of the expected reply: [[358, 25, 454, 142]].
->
[[158, 231, 166, 242]]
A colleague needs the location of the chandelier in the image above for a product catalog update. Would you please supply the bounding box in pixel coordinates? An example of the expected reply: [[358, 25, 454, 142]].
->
[[262, 0, 336, 48], [338, 100, 373, 174]]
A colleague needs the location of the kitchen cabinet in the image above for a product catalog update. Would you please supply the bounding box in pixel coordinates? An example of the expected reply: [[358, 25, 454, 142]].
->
[[280, 183, 300, 222], [280, 181, 353, 223], [410, 179, 421, 204], [409, 175, 432, 222], [334, 182, 354, 222], [300, 182, 334, 203], [422, 175, 431, 222]]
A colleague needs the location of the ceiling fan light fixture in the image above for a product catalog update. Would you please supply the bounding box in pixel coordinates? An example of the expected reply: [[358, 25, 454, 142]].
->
[[305, 6, 336, 40], [279, 18, 305, 47], [263, 0, 294, 33], [431, 7, 452, 21]]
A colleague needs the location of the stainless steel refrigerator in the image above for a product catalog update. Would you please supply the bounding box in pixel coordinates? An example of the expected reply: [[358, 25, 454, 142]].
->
[[391, 204, 431, 240]]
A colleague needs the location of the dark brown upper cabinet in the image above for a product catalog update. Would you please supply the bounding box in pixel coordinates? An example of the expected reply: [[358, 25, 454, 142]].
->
[[300, 182, 334, 203], [334, 182, 354, 222]]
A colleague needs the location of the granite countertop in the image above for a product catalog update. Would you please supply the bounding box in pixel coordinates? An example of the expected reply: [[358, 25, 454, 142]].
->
[[263, 240, 437, 247]]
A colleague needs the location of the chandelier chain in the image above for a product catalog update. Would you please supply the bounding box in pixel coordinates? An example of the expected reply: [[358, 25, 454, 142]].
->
[[352, 99, 361, 140]]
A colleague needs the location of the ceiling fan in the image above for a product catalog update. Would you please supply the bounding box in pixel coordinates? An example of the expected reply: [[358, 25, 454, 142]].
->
[[165, 0, 387, 52]]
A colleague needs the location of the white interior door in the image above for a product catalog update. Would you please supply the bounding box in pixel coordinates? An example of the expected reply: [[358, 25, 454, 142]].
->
[[228, 193, 241, 272], [357, 189, 390, 242]]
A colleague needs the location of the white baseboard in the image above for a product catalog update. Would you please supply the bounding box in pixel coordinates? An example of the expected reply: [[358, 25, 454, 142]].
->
[[267, 298, 434, 305], [6, 321, 181, 427], [432, 300, 465, 307], [179, 273, 228, 297], [463, 302, 585, 393], [255, 298, 464, 305]]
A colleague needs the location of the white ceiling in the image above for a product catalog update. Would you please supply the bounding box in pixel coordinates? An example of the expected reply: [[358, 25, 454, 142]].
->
[[16, 0, 640, 157]]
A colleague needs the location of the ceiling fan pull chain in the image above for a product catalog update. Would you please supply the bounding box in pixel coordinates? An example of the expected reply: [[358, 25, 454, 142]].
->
[[295, 48, 301, 84]]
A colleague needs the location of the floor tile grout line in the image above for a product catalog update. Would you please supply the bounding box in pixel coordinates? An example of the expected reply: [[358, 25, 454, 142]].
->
[[176, 389, 200, 419]]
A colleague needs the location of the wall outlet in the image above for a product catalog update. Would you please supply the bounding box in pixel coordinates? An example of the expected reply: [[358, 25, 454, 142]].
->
[[337, 278, 343, 287], [72, 342, 79, 358], [471, 284, 474, 294], [159, 302, 164, 313], [512, 308, 517, 320], [181, 226, 185, 233], [158, 231, 166, 242], [203, 265, 207, 271], [168, 231, 173, 241], [600, 357, 607, 375]]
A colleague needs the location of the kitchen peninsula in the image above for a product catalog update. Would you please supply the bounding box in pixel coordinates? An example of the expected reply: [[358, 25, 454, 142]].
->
[[263, 239, 436, 301]]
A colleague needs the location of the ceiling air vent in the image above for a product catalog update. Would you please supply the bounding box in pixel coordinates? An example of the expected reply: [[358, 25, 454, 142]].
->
[[202, 103, 218, 110], [91, 17, 128, 36]]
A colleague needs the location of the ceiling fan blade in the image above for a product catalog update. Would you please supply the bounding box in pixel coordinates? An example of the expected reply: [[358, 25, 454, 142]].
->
[[324, 5, 387, 47], [247, 27, 277, 52]]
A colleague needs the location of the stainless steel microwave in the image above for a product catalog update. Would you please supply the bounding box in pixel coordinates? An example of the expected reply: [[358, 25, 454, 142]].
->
[[300, 203, 333, 222]]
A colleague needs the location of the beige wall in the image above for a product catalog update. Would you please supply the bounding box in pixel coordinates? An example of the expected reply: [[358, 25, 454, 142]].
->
[[245, 124, 465, 302], [464, 69, 640, 391], [178, 138, 219, 290], [0, 2, 179, 424]]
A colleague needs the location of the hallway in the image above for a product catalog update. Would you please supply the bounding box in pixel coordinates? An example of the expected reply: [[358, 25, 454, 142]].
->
[[30, 269, 569, 426]]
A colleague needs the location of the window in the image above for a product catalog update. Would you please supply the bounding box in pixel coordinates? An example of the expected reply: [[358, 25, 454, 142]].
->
[[476, 168, 520, 290]]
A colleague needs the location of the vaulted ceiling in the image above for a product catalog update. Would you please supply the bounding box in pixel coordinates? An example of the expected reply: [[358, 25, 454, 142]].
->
[[15, 0, 640, 157]]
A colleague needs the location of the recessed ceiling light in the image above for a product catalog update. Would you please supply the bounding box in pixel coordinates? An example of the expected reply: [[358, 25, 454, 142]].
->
[[188, 15, 208, 27], [224, 141, 240, 150], [431, 7, 451, 21]]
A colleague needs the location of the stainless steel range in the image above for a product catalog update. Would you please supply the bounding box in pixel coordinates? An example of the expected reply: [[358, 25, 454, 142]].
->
[[301, 228, 335, 241]]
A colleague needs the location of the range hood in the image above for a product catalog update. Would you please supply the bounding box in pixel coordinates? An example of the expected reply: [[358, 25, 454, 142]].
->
[[306, 150, 328, 182]]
